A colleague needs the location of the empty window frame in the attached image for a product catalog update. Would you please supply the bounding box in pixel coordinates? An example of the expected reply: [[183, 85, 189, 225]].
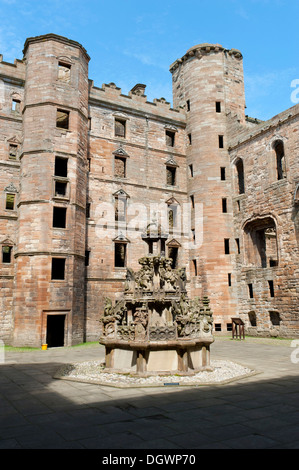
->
[[273, 140, 286, 180], [58, 62, 71, 83], [12, 99, 21, 112], [115, 118, 126, 138], [189, 164, 194, 177], [114, 242, 127, 268], [270, 311, 281, 326], [51, 258, 66, 280], [221, 167, 226, 181], [235, 238, 241, 254], [56, 109, 70, 129], [235, 158, 245, 194], [85, 250, 90, 267], [115, 197, 127, 222], [215, 324, 222, 332], [9, 144, 18, 161], [168, 209, 175, 230], [54, 181, 68, 198], [190, 194, 195, 209], [114, 156, 126, 178], [224, 238, 230, 254], [248, 283, 254, 299], [188, 133, 192, 145], [248, 311, 257, 327], [192, 259, 198, 276], [222, 198, 228, 213], [5, 193, 15, 210], [216, 101, 221, 113], [166, 166, 176, 186], [53, 207, 67, 228], [2, 246, 12, 264], [86, 203, 91, 219], [218, 135, 224, 149], [228, 273, 232, 287], [168, 246, 179, 269], [268, 280, 275, 298], [54, 157, 68, 177], [244, 218, 278, 268], [166, 130, 175, 147]]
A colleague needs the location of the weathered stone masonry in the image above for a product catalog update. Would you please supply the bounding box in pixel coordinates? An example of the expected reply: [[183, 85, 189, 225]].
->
[[0, 34, 297, 346]]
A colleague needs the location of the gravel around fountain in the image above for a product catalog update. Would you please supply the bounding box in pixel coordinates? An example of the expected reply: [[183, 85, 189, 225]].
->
[[54, 359, 258, 388]]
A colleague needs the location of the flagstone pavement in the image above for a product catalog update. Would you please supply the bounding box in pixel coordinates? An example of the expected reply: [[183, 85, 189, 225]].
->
[[1, 336, 299, 449]]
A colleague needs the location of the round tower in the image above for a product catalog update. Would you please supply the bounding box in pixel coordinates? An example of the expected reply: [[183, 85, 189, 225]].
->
[[13, 35, 90, 347], [170, 44, 246, 330]]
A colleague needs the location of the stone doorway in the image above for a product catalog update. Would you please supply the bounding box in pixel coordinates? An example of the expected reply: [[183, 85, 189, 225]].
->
[[46, 314, 66, 348]]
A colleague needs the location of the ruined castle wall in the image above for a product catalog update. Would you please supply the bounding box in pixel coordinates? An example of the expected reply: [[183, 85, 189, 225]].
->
[[12, 36, 89, 347], [0, 59, 24, 342], [230, 107, 299, 337], [170, 45, 246, 332], [85, 83, 188, 340]]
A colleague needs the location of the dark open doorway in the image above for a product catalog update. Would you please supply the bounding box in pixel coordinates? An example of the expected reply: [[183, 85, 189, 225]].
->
[[46, 315, 65, 348]]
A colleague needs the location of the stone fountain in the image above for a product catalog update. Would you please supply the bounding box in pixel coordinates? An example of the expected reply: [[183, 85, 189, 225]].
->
[[99, 226, 214, 376]]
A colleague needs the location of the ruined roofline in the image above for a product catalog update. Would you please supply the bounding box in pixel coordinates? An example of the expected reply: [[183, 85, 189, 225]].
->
[[228, 103, 299, 150], [23, 33, 90, 61], [88, 80, 186, 120], [169, 43, 243, 72]]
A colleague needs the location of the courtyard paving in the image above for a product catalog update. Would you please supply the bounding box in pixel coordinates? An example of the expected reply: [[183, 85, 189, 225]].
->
[[1, 336, 299, 449]]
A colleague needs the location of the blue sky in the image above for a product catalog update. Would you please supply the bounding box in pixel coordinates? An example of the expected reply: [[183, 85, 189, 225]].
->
[[0, 0, 298, 120]]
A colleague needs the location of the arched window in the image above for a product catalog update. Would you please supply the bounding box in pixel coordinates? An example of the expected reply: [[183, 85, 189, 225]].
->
[[235, 158, 245, 194], [273, 140, 286, 180], [243, 217, 278, 268]]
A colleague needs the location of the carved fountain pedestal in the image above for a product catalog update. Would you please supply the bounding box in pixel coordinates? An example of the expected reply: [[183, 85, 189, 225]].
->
[[99, 255, 214, 377]]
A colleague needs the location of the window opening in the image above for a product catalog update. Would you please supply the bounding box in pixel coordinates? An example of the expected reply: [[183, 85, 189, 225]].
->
[[236, 159, 245, 194], [192, 259, 197, 276], [56, 109, 69, 129], [221, 167, 226, 181], [166, 130, 175, 147], [51, 258, 66, 280], [218, 135, 224, 148], [58, 62, 71, 83], [9, 144, 18, 161], [5, 194, 15, 210], [55, 181, 67, 197], [222, 198, 227, 213], [115, 242, 127, 268], [53, 207, 67, 228], [166, 166, 176, 186], [248, 283, 254, 299], [114, 156, 126, 178], [55, 157, 68, 177], [189, 164, 194, 177], [224, 238, 230, 254], [115, 119, 126, 138], [270, 311, 280, 326], [274, 140, 286, 180], [12, 99, 20, 112], [2, 246, 12, 264], [168, 246, 178, 269], [268, 280, 275, 298], [216, 102, 221, 113], [249, 311, 257, 327]]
